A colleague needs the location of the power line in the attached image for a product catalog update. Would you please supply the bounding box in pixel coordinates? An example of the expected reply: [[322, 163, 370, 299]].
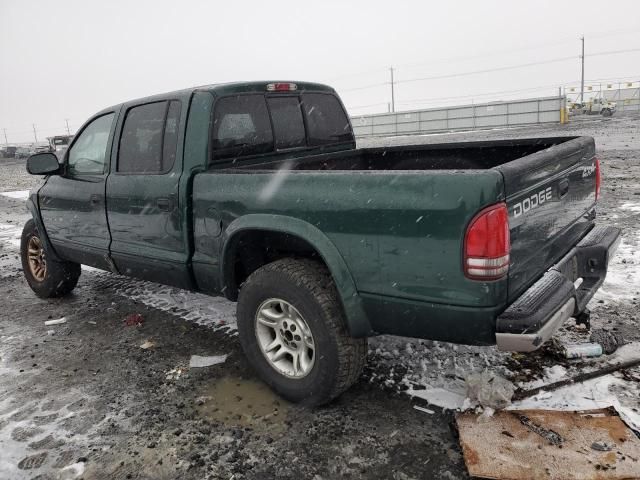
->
[[588, 47, 640, 57], [340, 81, 388, 93], [330, 25, 639, 85], [341, 47, 640, 92], [395, 56, 577, 85]]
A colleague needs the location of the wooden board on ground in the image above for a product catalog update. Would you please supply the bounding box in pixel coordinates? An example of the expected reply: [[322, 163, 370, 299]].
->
[[456, 408, 640, 480]]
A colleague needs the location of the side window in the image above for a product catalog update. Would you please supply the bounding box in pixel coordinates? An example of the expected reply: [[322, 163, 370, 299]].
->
[[118, 102, 166, 173], [266, 97, 306, 149], [67, 113, 114, 175], [301, 93, 353, 146], [161, 101, 181, 171], [212, 95, 273, 159]]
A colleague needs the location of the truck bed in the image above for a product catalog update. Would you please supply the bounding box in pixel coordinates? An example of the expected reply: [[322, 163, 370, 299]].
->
[[231, 137, 578, 171], [193, 135, 597, 343]]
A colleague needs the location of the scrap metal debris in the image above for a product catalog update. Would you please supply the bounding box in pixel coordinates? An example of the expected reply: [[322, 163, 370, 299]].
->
[[562, 342, 603, 359], [514, 357, 640, 401], [139, 340, 155, 350], [165, 367, 187, 380], [514, 413, 563, 446], [413, 405, 435, 415], [124, 313, 144, 327], [44, 317, 66, 326], [456, 408, 640, 480], [591, 440, 615, 452]]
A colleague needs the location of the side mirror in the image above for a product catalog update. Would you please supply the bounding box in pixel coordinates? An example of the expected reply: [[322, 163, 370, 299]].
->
[[27, 153, 61, 175]]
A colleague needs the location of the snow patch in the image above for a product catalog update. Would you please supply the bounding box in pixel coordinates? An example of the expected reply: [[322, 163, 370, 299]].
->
[[57, 461, 86, 479], [0, 190, 29, 200], [0, 223, 21, 248], [620, 201, 640, 213], [510, 373, 640, 433], [189, 354, 227, 368], [591, 234, 640, 304], [408, 386, 466, 410]]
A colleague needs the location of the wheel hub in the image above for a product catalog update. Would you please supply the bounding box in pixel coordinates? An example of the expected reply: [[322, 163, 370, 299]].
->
[[27, 235, 47, 282], [255, 298, 315, 378]]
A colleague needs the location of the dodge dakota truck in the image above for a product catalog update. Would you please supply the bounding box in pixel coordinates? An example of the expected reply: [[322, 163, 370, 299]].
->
[[22, 81, 620, 405]]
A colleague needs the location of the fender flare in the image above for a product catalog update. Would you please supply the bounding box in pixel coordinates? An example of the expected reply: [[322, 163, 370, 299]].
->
[[221, 214, 371, 338], [25, 195, 63, 262]]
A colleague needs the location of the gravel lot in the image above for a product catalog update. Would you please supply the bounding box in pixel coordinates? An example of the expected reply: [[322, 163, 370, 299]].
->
[[0, 113, 638, 479]]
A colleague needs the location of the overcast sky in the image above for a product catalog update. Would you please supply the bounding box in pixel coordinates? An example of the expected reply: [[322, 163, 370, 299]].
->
[[1, 0, 639, 143]]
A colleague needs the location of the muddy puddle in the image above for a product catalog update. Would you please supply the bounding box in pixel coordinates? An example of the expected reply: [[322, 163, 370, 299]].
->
[[196, 377, 289, 432]]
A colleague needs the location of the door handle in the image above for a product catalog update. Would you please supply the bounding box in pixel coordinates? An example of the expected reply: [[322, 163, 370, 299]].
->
[[156, 197, 173, 211], [90, 194, 101, 205], [559, 179, 570, 198]]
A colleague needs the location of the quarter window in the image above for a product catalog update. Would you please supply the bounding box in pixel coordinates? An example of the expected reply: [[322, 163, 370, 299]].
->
[[68, 113, 114, 175], [119, 101, 180, 173]]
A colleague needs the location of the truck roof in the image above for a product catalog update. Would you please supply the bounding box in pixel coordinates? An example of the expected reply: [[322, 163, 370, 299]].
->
[[96, 81, 336, 116]]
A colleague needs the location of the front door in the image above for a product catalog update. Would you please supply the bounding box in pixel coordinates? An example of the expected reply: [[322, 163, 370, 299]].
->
[[39, 112, 116, 270], [106, 99, 190, 288]]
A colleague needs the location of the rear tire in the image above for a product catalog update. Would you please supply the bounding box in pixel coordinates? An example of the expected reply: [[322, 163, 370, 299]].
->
[[602, 109, 612, 117], [20, 219, 81, 298], [236, 258, 367, 406]]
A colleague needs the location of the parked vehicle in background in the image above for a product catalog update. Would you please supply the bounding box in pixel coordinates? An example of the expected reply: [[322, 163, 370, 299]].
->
[[35, 144, 52, 154], [567, 101, 584, 116], [21, 81, 620, 406], [47, 135, 74, 159], [14, 146, 32, 158], [1, 146, 18, 158], [583, 98, 616, 116]]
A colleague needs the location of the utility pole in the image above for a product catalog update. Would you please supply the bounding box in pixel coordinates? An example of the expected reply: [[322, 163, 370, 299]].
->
[[2, 128, 8, 146], [580, 36, 585, 104], [32, 124, 38, 143], [65, 119, 71, 135], [389, 66, 395, 113]]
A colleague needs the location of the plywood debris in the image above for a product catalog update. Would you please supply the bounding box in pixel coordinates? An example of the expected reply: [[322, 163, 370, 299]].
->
[[456, 408, 640, 480]]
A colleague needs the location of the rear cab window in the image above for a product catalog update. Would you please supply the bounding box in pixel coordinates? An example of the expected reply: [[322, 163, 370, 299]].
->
[[212, 95, 273, 160], [266, 97, 306, 149], [211, 90, 352, 161], [301, 93, 353, 146]]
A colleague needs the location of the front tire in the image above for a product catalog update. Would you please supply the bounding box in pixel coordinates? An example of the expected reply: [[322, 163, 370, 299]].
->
[[602, 109, 612, 117], [21, 219, 81, 298], [236, 258, 367, 406]]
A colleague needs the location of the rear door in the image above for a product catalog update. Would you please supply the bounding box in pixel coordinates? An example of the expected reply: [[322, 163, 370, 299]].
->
[[106, 99, 191, 288], [39, 112, 116, 269], [497, 137, 598, 300]]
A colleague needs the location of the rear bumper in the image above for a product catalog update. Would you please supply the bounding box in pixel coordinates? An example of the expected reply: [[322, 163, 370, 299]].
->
[[495, 225, 621, 352]]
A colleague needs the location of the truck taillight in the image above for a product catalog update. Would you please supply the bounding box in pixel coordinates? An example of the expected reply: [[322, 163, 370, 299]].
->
[[464, 203, 510, 280], [266, 83, 298, 92], [595, 158, 601, 200]]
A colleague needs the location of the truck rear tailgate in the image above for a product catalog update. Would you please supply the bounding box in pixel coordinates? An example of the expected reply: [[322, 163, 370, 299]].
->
[[495, 136, 598, 302]]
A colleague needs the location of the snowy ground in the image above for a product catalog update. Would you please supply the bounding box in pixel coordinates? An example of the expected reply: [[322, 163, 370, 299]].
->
[[0, 114, 639, 479]]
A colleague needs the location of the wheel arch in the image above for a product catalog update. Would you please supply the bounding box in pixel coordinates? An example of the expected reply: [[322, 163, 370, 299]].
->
[[25, 195, 62, 262], [221, 214, 371, 337]]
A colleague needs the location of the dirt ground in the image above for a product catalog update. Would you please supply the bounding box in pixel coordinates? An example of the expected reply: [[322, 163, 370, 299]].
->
[[0, 113, 638, 480]]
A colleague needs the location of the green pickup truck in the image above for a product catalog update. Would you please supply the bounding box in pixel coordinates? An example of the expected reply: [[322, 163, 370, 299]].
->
[[22, 81, 620, 405]]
